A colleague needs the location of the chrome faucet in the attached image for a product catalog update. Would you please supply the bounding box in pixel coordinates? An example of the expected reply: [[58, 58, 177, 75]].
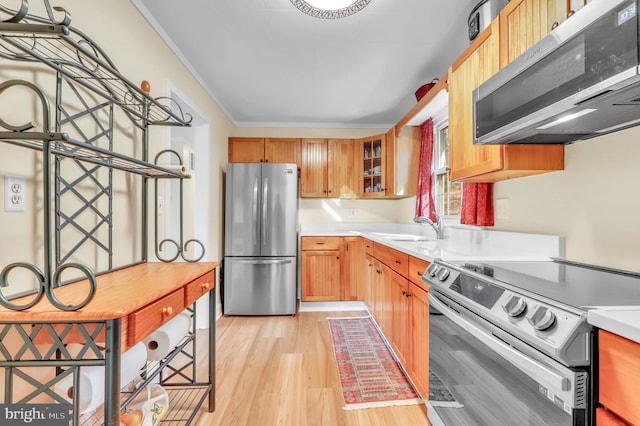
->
[[414, 213, 445, 239]]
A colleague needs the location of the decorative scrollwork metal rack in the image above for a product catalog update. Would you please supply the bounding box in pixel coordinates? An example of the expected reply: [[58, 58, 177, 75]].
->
[[0, 0, 204, 312]]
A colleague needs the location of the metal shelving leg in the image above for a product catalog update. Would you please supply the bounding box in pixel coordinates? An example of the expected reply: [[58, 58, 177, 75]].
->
[[104, 319, 122, 426]]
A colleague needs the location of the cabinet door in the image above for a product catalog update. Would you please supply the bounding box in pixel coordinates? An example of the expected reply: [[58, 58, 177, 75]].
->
[[265, 138, 300, 167], [409, 283, 429, 399], [378, 262, 393, 337], [300, 138, 328, 197], [448, 21, 502, 182], [228, 137, 265, 163], [359, 134, 386, 197], [301, 250, 341, 301], [390, 270, 410, 368], [599, 330, 640, 425], [327, 139, 355, 198], [499, 0, 565, 68], [371, 259, 385, 327], [386, 126, 420, 198], [344, 237, 364, 301], [364, 253, 375, 311]]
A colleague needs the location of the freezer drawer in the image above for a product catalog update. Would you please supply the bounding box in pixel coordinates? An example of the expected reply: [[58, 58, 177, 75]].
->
[[223, 257, 297, 315]]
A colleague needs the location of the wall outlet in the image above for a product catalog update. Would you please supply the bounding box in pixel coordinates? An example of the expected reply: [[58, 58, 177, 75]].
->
[[347, 208, 356, 217], [4, 176, 26, 213], [496, 198, 509, 219]]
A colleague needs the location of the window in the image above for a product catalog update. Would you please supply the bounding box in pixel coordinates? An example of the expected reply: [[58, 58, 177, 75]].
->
[[432, 114, 461, 216]]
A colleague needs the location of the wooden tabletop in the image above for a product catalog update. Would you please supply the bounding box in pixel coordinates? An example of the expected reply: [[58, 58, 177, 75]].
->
[[0, 262, 218, 322]]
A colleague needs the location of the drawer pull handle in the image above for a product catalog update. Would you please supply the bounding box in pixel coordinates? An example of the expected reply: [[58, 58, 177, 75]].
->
[[395, 260, 401, 264], [161, 307, 173, 317], [201, 282, 210, 291], [316, 242, 325, 245]]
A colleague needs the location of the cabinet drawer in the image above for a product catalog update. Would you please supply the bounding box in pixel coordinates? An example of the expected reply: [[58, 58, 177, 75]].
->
[[373, 243, 409, 278], [301, 236, 341, 250], [129, 289, 185, 346], [409, 256, 430, 290], [184, 271, 215, 307], [599, 330, 640, 425], [364, 238, 373, 255]]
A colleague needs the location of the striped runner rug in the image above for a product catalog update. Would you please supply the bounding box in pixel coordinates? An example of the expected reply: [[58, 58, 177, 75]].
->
[[327, 316, 422, 410]]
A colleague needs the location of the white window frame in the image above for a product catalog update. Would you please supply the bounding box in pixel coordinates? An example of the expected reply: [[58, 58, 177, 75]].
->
[[431, 108, 461, 219]]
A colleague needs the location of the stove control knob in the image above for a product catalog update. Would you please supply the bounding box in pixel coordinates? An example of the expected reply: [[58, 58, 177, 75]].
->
[[527, 306, 556, 331], [503, 295, 527, 317], [426, 264, 439, 277], [437, 268, 450, 281]]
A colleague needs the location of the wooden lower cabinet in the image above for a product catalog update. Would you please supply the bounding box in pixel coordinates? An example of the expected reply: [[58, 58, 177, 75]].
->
[[301, 236, 365, 301], [344, 237, 365, 301], [301, 250, 341, 301], [409, 282, 430, 398], [365, 244, 431, 400], [390, 269, 410, 368], [301, 236, 343, 301], [599, 330, 640, 425]]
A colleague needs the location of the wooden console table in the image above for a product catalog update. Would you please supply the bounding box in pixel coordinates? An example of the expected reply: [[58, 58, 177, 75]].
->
[[0, 262, 218, 425]]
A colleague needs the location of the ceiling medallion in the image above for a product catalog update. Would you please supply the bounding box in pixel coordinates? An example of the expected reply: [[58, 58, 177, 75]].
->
[[290, 0, 373, 19]]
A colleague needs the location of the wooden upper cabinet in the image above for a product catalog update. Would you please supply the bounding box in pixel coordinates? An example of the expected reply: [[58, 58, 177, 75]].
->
[[228, 137, 265, 163], [300, 138, 328, 197], [228, 137, 300, 167], [448, 20, 564, 182], [499, 0, 567, 68], [265, 138, 300, 166], [328, 139, 356, 198], [385, 126, 420, 198], [300, 138, 355, 198], [358, 134, 386, 197]]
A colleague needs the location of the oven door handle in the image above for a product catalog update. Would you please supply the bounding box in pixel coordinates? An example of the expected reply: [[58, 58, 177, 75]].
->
[[428, 292, 572, 395]]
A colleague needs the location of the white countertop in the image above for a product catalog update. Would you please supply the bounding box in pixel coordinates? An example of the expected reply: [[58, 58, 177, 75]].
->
[[587, 308, 640, 344], [301, 222, 640, 342], [300, 222, 562, 262]]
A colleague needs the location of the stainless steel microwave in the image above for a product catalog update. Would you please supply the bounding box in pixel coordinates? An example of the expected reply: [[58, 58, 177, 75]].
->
[[473, 0, 640, 145]]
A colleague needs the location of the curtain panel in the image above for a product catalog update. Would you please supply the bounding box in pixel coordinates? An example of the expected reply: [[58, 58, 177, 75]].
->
[[415, 119, 436, 222], [461, 182, 494, 226]]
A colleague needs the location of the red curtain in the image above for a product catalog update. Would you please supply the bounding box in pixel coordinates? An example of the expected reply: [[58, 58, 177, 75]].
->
[[461, 182, 494, 226], [415, 119, 436, 222]]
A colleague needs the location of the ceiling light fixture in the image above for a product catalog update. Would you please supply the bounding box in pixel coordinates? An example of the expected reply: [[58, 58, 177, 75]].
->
[[290, 0, 373, 19]]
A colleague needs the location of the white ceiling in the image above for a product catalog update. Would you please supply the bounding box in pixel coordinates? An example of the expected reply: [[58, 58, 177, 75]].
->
[[132, 0, 479, 128]]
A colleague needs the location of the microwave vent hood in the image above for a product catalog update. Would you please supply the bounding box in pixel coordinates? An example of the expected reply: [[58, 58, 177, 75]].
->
[[473, 0, 640, 145]]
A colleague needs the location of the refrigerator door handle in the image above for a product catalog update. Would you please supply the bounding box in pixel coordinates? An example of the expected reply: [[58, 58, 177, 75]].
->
[[228, 259, 293, 265], [262, 177, 268, 246], [253, 177, 259, 244]]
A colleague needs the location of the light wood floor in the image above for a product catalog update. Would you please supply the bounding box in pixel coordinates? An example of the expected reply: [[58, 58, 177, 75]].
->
[[193, 311, 430, 426]]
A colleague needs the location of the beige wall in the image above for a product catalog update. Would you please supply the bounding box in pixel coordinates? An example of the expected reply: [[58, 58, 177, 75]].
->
[[0, 0, 232, 300], [494, 126, 640, 272]]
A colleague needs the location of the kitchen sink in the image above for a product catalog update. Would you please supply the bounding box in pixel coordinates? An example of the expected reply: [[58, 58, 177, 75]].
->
[[369, 232, 435, 242]]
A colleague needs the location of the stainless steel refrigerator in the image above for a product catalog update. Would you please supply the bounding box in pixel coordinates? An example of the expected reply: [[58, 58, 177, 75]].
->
[[223, 163, 298, 315]]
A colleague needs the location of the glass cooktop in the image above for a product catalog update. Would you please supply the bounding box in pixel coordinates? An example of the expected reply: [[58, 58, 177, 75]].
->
[[451, 259, 640, 309]]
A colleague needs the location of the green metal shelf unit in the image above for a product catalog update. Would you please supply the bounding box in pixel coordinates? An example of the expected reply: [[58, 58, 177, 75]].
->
[[0, 2, 211, 425]]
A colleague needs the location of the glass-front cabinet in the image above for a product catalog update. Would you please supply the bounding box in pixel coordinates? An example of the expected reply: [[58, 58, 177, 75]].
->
[[360, 134, 386, 197]]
